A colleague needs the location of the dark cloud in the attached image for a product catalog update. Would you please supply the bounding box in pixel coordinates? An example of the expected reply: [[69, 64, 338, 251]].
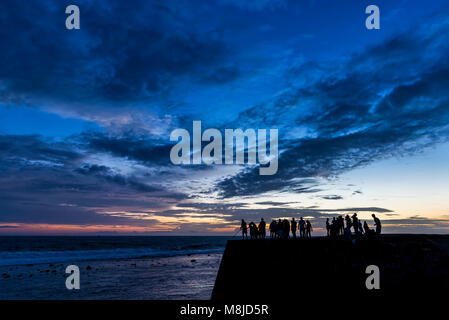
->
[[166, 203, 393, 221], [0, 134, 83, 166], [0, 0, 232, 109], [255, 201, 295, 206], [380, 216, 449, 234], [320, 195, 343, 200], [320, 207, 393, 213], [79, 132, 172, 165], [75, 164, 161, 193]]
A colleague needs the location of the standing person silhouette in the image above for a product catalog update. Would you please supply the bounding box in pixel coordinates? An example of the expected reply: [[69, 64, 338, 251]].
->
[[372, 214, 382, 234], [299, 217, 306, 238], [258, 218, 266, 239], [291, 218, 297, 238], [338, 216, 344, 235], [344, 215, 352, 239], [352, 213, 359, 234], [241, 219, 248, 240], [305, 220, 313, 238], [283, 219, 290, 239], [331, 217, 337, 237], [326, 218, 330, 236], [269, 220, 276, 238], [276, 219, 284, 238]]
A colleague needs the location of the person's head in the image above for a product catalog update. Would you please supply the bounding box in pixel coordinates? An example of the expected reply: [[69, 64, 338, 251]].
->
[[372, 214, 376, 218], [242, 219, 245, 222], [300, 217, 303, 220], [261, 218, 264, 221], [353, 213, 357, 216], [292, 218, 295, 221]]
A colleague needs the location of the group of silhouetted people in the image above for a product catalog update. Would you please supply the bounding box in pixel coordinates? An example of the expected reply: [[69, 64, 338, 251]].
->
[[240, 217, 313, 240], [326, 213, 381, 239], [240, 213, 381, 240]]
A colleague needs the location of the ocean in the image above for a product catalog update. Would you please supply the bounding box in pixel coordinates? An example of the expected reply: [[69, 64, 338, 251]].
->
[[0, 236, 231, 300]]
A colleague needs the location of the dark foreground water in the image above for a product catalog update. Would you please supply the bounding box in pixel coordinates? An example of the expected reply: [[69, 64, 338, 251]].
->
[[0, 236, 231, 299]]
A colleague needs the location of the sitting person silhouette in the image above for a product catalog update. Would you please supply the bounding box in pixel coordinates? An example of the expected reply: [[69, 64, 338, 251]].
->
[[358, 220, 364, 235], [363, 221, 374, 236]]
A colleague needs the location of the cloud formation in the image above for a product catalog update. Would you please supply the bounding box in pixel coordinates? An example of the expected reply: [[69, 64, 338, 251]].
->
[[215, 16, 449, 198], [1, 1, 449, 233]]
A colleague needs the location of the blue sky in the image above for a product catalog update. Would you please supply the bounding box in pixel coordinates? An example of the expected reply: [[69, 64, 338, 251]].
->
[[0, 0, 448, 234]]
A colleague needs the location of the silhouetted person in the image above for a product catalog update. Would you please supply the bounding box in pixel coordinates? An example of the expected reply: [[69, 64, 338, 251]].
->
[[326, 218, 330, 236], [372, 214, 382, 234], [358, 220, 364, 235], [363, 221, 372, 235], [338, 216, 344, 235], [291, 218, 297, 238], [330, 217, 338, 237], [345, 214, 351, 228], [352, 213, 359, 234], [299, 217, 306, 238], [249, 222, 257, 239], [276, 219, 283, 238], [305, 220, 312, 238], [269, 220, 276, 238], [283, 219, 290, 239], [344, 215, 352, 239], [241, 219, 248, 240], [258, 218, 266, 238]]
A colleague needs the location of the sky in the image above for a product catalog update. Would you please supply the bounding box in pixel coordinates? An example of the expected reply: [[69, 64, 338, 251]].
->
[[0, 0, 449, 235]]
